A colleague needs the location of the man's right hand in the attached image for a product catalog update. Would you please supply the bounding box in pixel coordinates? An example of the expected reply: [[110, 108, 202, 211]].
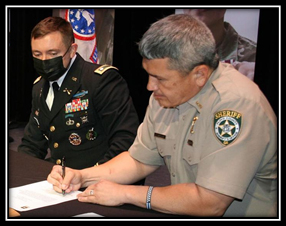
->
[[47, 165, 82, 193]]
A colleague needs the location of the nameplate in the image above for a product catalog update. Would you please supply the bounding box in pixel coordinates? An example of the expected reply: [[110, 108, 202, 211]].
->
[[154, 133, 166, 139]]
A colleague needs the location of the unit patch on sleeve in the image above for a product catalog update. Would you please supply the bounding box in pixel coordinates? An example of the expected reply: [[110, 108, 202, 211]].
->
[[213, 110, 242, 146]]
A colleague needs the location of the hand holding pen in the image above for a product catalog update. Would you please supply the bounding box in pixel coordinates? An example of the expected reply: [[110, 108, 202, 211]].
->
[[47, 158, 83, 194]]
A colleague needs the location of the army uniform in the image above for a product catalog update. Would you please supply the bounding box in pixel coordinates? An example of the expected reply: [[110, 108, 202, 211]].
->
[[129, 62, 277, 217], [219, 22, 257, 63], [18, 53, 139, 169]]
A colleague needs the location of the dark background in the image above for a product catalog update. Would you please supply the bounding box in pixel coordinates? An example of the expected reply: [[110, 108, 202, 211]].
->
[[7, 7, 279, 125]]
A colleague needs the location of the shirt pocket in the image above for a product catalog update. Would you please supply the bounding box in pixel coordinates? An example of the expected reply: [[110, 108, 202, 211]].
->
[[182, 135, 201, 166], [155, 135, 175, 167]]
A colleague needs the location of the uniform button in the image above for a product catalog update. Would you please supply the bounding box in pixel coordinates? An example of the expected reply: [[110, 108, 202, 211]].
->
[[54, 142, 59, 148], [76, 123, 80, 127], [50, 126, 55, 132], [56, 159, 61, 165], [171, 172, 175, 177], [173, 144, 176, 150]]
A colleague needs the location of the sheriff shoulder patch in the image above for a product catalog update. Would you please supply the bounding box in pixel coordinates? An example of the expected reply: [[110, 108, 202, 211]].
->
[[94, 65, 118, 75], [33, 76, 42, 84], [213, 110, 242, 146]]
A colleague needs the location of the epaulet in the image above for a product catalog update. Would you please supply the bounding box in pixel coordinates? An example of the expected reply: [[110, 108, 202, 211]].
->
[[94, 64, 118, 75], [33, 76, 42, 84]]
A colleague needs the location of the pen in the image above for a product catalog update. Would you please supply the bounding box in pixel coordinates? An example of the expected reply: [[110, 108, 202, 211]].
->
[[61, 156, 66, 195]]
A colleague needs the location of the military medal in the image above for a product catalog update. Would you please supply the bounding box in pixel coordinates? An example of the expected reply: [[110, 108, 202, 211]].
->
[[86, 128, 97, 141], [65, 99, 89, 113], [69, 133, 81, 145], [80, 115, 89, 124], [66, 118, 75, 126]]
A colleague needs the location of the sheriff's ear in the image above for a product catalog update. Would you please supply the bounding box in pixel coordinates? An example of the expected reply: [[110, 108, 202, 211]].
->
[[194, 65, 211, 87]]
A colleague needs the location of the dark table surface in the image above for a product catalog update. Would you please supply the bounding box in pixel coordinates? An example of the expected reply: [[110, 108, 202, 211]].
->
[[8, 150, 187, 219]]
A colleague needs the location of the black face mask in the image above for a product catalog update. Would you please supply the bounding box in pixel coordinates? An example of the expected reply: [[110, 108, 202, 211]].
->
[[33, 47, 71, 81]]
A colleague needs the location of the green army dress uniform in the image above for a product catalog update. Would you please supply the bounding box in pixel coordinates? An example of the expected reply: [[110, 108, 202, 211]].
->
[[19, 53, 139, 169]]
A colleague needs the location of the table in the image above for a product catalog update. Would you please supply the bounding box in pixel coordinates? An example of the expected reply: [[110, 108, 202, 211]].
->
[[8, 150, 186, 219]]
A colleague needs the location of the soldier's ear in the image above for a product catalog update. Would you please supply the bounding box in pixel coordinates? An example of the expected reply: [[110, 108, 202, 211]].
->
[[70, 43, 78, 57]]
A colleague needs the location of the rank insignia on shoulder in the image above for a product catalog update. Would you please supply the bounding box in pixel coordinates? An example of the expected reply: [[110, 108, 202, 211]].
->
[[213, 110, 242, 146], [94, 64, 118, 75], [33, 76, 42, 84]]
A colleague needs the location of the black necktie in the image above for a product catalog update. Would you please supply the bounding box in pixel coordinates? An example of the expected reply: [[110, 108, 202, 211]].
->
[[52, 82, 59, 96], [52, 82, 59, 105]]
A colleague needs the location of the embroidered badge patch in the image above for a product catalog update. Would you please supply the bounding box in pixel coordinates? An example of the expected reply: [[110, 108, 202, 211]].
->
[[214, 110, 242, 145]]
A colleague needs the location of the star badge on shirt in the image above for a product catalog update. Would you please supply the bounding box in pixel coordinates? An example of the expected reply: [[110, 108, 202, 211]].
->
[[213, 110, 242, 145]]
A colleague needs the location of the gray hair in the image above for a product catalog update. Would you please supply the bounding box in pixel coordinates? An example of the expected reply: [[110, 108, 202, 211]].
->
[[138, 14, 219, 75]]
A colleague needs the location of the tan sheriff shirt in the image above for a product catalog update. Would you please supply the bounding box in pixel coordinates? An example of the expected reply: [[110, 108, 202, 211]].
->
[[129, 62, 277, 217]]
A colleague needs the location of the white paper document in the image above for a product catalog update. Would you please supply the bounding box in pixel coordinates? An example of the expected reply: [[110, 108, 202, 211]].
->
[[9, 180, 82, 212]]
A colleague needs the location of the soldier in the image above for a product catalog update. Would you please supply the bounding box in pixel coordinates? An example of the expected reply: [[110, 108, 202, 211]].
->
[[18, 17, 140, 170], [182, 9, 257, 80]]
